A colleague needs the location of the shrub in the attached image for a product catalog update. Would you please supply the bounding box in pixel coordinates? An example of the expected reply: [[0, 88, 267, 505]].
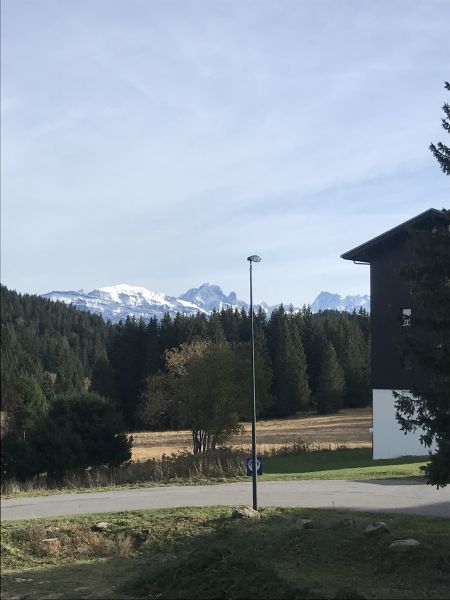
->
[[2, 392, 132, 480]]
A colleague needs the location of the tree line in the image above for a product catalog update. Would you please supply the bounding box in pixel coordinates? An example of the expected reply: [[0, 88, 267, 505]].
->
[[108, 304, 371, 432], [1, 284, 370, 438]]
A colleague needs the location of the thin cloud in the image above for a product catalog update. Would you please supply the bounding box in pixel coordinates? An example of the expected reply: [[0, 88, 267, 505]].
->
[[1, 0, 449, 305]]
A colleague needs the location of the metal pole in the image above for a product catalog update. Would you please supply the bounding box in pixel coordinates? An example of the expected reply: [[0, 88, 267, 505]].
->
[[249, 260, 258, 511]]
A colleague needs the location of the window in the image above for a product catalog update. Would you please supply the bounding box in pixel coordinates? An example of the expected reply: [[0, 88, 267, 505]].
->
[[401, 308, 411, 327]]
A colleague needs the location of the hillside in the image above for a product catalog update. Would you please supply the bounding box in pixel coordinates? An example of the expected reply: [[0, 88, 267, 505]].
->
[[0, 285, 110, 424]]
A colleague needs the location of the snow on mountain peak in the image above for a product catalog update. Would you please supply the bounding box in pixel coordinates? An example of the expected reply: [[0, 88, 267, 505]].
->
[[41, 284, 370, 323], [179, 283, 246, 312], [95, 284, 169, 306], [310, 291, 370, 313]]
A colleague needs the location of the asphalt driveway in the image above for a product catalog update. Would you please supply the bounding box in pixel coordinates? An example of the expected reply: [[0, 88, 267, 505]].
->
[[2, 479, 450, 521]]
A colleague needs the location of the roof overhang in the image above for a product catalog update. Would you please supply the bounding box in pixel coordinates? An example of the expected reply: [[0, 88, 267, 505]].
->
[[341, 208, 449, 263]]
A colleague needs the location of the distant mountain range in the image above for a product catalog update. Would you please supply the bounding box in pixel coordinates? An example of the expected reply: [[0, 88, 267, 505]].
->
[[310, 291, 371, 313], [41, 284, 370, 323]]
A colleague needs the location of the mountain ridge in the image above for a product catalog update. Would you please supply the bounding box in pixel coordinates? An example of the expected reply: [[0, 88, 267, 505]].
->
[[41, 283, 370, 323]]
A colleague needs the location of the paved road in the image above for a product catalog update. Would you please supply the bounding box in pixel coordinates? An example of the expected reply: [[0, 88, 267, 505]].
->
[[2, 479, 450, 521]]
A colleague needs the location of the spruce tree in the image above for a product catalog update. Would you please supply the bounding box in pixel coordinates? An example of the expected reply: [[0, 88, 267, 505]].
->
[[430, 82, 450, 175], [315, 342, 345, 415], [219, 307, 241, 345], [302, 313, 328, 397], [208, 310, 225, 342], [394, 215, 450, 487], [341, 318, 370, 408], [266, 306, 310, 416], [288, 315, 311, 411], [9, 374, 48, 434]]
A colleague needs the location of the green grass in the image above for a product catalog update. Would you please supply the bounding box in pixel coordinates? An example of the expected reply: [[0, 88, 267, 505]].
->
[[261, 448, 427, 480], [2, 507, 450, 599], [1, 449, 428, 499]]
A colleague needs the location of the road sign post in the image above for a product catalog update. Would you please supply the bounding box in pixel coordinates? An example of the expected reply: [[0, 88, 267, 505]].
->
[[246, 457, 263, 477]]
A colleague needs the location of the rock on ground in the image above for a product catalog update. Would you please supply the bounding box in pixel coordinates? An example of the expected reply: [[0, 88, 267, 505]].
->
[[296, 518, 314, 530], [363, 521, 390, 535], [389, 539, 422, 552], [231, 506, 260, 519]]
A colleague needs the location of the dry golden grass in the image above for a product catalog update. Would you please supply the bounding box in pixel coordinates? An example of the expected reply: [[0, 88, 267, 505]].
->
[[131, 407, 372, 461]]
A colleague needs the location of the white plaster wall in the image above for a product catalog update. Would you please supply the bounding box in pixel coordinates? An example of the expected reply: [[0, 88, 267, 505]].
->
[[372, 389, 430, 459]]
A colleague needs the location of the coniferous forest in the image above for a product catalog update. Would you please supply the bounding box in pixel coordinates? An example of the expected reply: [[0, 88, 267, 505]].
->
[[1, 286, 370, 472], [1, 283, 371, 436]]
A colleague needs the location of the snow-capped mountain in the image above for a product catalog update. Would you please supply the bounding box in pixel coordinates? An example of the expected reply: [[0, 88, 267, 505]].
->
[[41, 284, 370, 323], [310, 291, 371, 313], [179, 283, 248, 313], [41, 284, 208, 322], [41, 283, 249, 323]]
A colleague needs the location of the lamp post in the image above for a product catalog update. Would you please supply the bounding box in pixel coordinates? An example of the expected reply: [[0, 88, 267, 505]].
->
[[247, 254, 261, 510]]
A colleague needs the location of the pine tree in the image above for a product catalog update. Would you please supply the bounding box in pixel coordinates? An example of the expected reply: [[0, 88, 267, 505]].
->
[[145, 317, 162, 373], [266, 306, 310, 416], [208, 310, 225, 342], [394, 215, 450, 487], [0, 285, 109, 427], [219, 307, 241, 346], [302, 313, 328, 397], [341, 318, 370, 408], [429, 82, 450, 175], [2, 392, 132, 480], [315, 342, 345, 415], [159, 313, 178, 350], [91, 356, 115, 399], [288, 315, 311, 411], [8, 374, 49, 433], [107, 318, 149, 428]]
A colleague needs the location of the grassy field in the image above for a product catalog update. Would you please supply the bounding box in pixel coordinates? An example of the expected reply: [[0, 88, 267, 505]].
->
[[2, 448, 426, 498], [261, 448, 427, 480], [2, 507, 450, 599], [131, 407, 372, 460], [1, 448, 428, 499], [1, 406, 427, 499]]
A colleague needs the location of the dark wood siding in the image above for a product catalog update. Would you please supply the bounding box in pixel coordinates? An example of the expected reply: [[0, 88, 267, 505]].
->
[[370, 239, 417, 389], [343, 209, 449, 393]]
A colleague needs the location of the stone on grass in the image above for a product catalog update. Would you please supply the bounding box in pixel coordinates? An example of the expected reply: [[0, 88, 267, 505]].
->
[[389, 539, 422, 552], [45, 526, 60, 534], [231, 506, 260, 519], [92, 521, 109, 531], [296, 518, 314, 530], [363, 521, 390, 535], [39, 538, 61, 553], [14, 578, 34, 583]]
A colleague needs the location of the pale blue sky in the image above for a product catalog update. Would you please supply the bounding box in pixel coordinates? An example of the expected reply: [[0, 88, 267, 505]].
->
[[1, 0, 449, 306]]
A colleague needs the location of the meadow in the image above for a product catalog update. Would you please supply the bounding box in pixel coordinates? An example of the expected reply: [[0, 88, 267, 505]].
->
[[2, 507, 450, 599], [3, 407, 428, 498], [130, 407, 372, 460]]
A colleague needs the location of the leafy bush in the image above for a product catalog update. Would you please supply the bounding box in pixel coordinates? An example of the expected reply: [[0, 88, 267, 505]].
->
[[1, 392, 131, 480]]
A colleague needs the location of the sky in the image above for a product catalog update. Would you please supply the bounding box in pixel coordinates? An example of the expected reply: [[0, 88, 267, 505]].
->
[[1, 0, 449, 307]]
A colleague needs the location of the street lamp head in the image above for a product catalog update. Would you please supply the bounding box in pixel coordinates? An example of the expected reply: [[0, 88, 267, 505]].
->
[[247, 255, 262, 263]]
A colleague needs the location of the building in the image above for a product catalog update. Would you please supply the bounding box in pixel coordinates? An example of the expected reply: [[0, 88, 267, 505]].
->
[[341, 208, 449, 459]]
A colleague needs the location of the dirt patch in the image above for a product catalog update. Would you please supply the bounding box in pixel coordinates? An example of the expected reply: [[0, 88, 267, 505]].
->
[[131, 407, 372, 460]]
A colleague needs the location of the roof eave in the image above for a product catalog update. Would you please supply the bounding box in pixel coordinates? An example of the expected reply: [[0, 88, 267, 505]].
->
[[341, 208, 448, 263]]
